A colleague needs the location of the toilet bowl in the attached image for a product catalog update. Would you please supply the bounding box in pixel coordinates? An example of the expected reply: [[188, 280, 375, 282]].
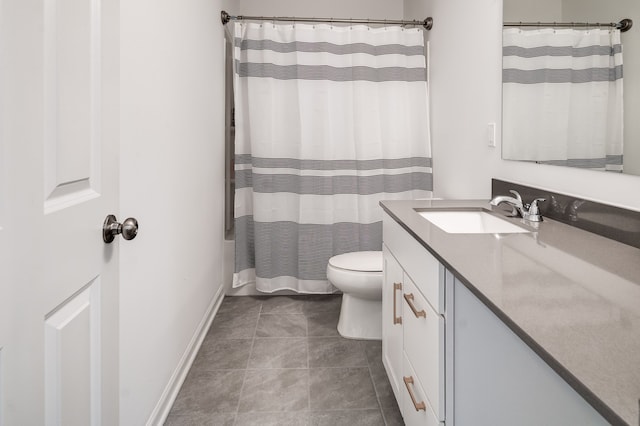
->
[[327, 251, 383, 340]]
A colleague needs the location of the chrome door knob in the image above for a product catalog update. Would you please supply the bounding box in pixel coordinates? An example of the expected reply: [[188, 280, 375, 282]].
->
[[103, 214, 139, 243]]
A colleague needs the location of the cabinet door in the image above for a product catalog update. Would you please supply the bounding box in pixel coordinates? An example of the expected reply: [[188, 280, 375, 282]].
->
[[382, 245, 404, 405], [403, 275, 445, 421], [402, 352, 443, 426], [453, 279, 609, 426]]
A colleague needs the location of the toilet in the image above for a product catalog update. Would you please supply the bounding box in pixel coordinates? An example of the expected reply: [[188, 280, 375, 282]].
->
[[326, 251, 383, 340]]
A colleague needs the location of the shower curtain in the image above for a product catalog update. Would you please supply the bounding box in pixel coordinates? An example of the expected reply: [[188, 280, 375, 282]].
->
[[503, 28, 623, 171], [232, 22, 432, 293]]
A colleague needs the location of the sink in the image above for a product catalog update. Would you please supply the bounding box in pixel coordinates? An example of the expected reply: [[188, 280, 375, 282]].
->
[[416, 210, 531, 234]]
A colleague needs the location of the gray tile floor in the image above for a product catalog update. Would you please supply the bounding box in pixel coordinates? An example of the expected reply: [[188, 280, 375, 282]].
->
[[165, 295, 404, 426]]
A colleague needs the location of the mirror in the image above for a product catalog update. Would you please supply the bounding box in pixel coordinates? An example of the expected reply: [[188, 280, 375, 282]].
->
[[502, 0, 640, 175]]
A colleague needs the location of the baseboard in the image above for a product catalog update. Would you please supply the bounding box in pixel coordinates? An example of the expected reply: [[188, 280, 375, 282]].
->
[[146, 284, 225, 426]]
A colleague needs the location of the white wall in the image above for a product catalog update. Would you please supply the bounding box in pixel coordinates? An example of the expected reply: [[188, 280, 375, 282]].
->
[[120, 0, 229, 423], [503, 0, 562, 22], [404, 0, 640, 211], [232, 0, 404, 20], [404, 0, 502, 200]]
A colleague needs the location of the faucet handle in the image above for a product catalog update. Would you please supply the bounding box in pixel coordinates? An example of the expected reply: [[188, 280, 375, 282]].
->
[[529, 198, 547, 214], [528, 198, 546, 215], [509, 190, 522, 204]]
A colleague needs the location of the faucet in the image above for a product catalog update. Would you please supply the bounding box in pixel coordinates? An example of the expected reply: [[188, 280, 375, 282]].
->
[[490, 190, 546, 222]]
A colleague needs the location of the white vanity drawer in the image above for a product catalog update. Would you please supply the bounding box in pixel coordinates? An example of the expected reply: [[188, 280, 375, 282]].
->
[[403, 275, 445, 421], [383, 213, 444, 314], [402, 352, 443, 426]]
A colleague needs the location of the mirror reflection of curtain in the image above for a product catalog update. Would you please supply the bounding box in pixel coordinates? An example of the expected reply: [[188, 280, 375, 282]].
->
[[503, 28, 623, 171], [232, 22, 432, 293]]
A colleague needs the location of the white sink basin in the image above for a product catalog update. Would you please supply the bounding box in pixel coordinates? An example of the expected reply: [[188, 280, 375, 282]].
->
[[417, 210, 530, 234]]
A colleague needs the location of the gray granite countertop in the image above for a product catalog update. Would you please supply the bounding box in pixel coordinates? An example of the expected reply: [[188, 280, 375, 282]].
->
[[380, 199, 640, 426]]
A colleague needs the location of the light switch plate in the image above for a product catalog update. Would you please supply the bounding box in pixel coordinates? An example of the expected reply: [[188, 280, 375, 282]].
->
[[487, 122, 496, 147]]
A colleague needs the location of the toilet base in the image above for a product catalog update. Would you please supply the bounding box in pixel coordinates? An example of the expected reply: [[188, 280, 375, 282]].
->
[[336, 293, 382, 340]]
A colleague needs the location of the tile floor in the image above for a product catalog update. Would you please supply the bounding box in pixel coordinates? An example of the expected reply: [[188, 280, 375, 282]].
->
[[165, 295, 404, 426]]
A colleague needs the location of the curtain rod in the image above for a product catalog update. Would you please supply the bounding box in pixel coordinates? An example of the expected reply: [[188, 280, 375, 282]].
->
[[221, 11, 433, 30], [504, 18, 633, 32]]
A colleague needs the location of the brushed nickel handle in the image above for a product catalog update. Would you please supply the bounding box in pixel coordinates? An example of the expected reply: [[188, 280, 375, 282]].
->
[[103, 214, 139, 243], [403, 376, 426, 411], [393, 283, 402, 325], [404, 293, 426, 319]]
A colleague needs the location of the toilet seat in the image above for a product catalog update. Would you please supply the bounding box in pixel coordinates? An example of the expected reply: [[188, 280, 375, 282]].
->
[[328, 251, 383, 272]]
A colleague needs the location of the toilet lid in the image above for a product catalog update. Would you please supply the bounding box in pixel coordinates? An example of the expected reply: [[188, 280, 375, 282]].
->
[[328, 251, 383, 272]]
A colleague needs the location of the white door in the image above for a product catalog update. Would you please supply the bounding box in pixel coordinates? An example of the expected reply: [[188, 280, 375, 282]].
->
[[0, 0, 122, 424]]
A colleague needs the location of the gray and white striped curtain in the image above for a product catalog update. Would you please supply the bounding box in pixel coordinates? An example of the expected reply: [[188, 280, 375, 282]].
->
[[503, 28, 623, 171], [232, 22, 432, 293]]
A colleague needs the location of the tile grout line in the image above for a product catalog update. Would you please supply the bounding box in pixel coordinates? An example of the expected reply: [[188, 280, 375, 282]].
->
[[230, 300, 262, 426], [195, 365, 378, 371], [306, 302, 312, 415], [365, 342, 390, 426], [233, 408, 381, 413]]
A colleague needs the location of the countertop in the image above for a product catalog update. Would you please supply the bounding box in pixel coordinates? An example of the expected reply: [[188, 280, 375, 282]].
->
[[380, 199, 640, 426]]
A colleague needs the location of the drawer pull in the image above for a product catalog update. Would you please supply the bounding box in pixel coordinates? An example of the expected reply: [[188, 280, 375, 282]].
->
[[403, 376, 426, 411], [393, 283, 403, 325], [404, 293, 426, 318]]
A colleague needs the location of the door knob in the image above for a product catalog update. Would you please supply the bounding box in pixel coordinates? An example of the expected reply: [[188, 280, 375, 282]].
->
[[103, 214, 139, 243]]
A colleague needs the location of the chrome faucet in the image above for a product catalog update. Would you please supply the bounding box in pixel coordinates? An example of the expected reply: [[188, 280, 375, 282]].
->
[[490, 190, 546, 222]]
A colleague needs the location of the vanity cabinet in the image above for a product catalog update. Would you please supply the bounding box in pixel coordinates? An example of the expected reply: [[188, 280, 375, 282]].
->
[[382, 209, 612, 426], [382, 213, 448, 425]]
